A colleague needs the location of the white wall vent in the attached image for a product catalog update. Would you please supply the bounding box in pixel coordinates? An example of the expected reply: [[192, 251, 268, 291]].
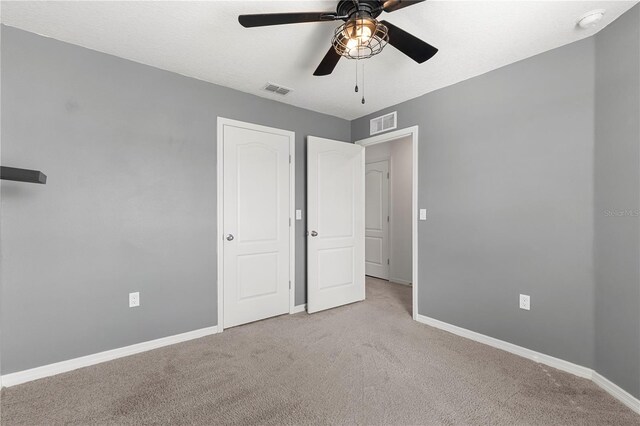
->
[[370, 111, 397, 135], [263, 82, 293, 96]]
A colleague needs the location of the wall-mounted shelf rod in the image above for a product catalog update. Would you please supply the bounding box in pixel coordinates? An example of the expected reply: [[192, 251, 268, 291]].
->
[[0, 166, 47, 184]]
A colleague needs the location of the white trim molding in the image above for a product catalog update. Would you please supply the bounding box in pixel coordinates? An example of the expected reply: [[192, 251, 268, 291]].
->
[[416, 314, 591, 378], [390, 278, 412, 286], [291, 304, 307, 314], [416, 314, 640, 415], [592, 371, 640, 414], [1, 326, 218, 388], [356, 126, 419, 321]]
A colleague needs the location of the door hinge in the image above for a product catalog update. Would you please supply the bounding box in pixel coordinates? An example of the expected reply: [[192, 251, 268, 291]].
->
[[289, 280, 292, 289], [387, 259, 390, 265], [387, 215, 390, 222], [289, 217, 292, 227], [289, 154, 292, 164], [387, 172, 389, 179]]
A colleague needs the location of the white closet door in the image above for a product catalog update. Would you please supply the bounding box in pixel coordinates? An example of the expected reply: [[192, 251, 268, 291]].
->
[[307, 136, 365, 313], [222, 123, 290, 328], [365, 160, 390, 280]]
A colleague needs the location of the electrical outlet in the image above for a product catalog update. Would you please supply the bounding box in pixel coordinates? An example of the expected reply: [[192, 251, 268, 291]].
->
[[296, 209, 302, 220], [419, 209, 427, 221], [129, 292, 140, 308], [519, 294, 530, 311]]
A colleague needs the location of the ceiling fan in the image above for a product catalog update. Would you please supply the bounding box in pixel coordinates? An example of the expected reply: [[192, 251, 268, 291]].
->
[[238, 0, 438, 76]]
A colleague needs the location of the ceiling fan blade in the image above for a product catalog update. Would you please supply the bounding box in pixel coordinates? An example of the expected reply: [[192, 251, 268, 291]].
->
[[238, 12, 337, 28], [313, 46, 343, 76], [380, 20, 438, 63], [382, 0, 426, 13]]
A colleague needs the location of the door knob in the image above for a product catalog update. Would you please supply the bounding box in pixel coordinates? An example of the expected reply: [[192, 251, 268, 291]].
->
[[226, 234, 234, 241], [310, 231, 318, 237]]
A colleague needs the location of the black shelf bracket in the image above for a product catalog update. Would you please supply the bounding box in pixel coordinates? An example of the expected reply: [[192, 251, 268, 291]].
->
[[0, 166, 47, 184]]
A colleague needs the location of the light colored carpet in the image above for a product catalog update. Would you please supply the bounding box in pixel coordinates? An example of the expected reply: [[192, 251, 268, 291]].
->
[[1, 277, 638, 425]]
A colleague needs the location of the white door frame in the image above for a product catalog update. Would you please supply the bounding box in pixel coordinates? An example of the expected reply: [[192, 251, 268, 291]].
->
[[216, 117, 296, 332], [356, 126, 419, 320]]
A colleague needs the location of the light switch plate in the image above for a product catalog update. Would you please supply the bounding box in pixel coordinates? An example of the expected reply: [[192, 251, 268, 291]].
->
[[296, 209, 302, 220], [129, 292, 140, 308], [419, 209, 427, 221]]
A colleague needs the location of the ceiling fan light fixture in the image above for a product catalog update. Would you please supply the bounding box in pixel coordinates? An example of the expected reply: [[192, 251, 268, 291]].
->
[[332, 17, 388, 60], [238, 0, 436, 77]]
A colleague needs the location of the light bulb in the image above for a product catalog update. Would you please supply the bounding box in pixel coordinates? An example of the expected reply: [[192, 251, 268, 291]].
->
[[343, 18, 375, 45], [357, 26, 372, 42]]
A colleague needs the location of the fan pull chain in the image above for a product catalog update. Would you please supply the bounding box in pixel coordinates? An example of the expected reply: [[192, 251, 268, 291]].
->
[[361, 63, 365, 104], [355, 33, 361, 93], [355, 58, 359, 93]]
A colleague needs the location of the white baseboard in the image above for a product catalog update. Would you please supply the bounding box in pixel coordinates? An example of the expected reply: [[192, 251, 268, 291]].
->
[[415, 314, 591, 378], [390, 277, 412, 286], [291, 304, 307, 314], [415, 314, 639, 415], [0, 326, 218, 388], [592, 371, 640, 414], [2, 313, 638, 417]]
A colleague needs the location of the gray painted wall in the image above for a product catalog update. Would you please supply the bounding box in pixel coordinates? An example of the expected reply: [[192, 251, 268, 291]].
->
[[0, 26, 350, 374], [0, 24, 3, 389], [594, 5, 640, 398], [352, 6, 640, 398], [353, 37, 597, 369]]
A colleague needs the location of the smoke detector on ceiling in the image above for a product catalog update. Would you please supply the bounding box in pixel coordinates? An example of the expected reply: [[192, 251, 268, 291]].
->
[[577, 9, 605, 29], [263, 83, 293, 96]]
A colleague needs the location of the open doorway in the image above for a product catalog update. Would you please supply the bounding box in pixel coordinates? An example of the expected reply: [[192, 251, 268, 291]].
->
[[356, 127, 418, 319]]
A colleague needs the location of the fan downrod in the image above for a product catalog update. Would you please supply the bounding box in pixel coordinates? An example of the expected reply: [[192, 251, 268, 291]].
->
[[336, 0, 383, 21]]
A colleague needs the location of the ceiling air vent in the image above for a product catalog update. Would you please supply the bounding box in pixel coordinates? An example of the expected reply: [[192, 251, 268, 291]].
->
[[263, 82, 293, 96], [370, 111, 397, 135]]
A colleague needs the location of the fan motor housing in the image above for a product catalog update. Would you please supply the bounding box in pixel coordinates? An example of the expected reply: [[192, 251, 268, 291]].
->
[[337, 0, 383, 21]]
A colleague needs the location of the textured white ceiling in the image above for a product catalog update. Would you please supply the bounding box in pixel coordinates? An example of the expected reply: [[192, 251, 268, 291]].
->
[[2, 1, 637, 120]]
